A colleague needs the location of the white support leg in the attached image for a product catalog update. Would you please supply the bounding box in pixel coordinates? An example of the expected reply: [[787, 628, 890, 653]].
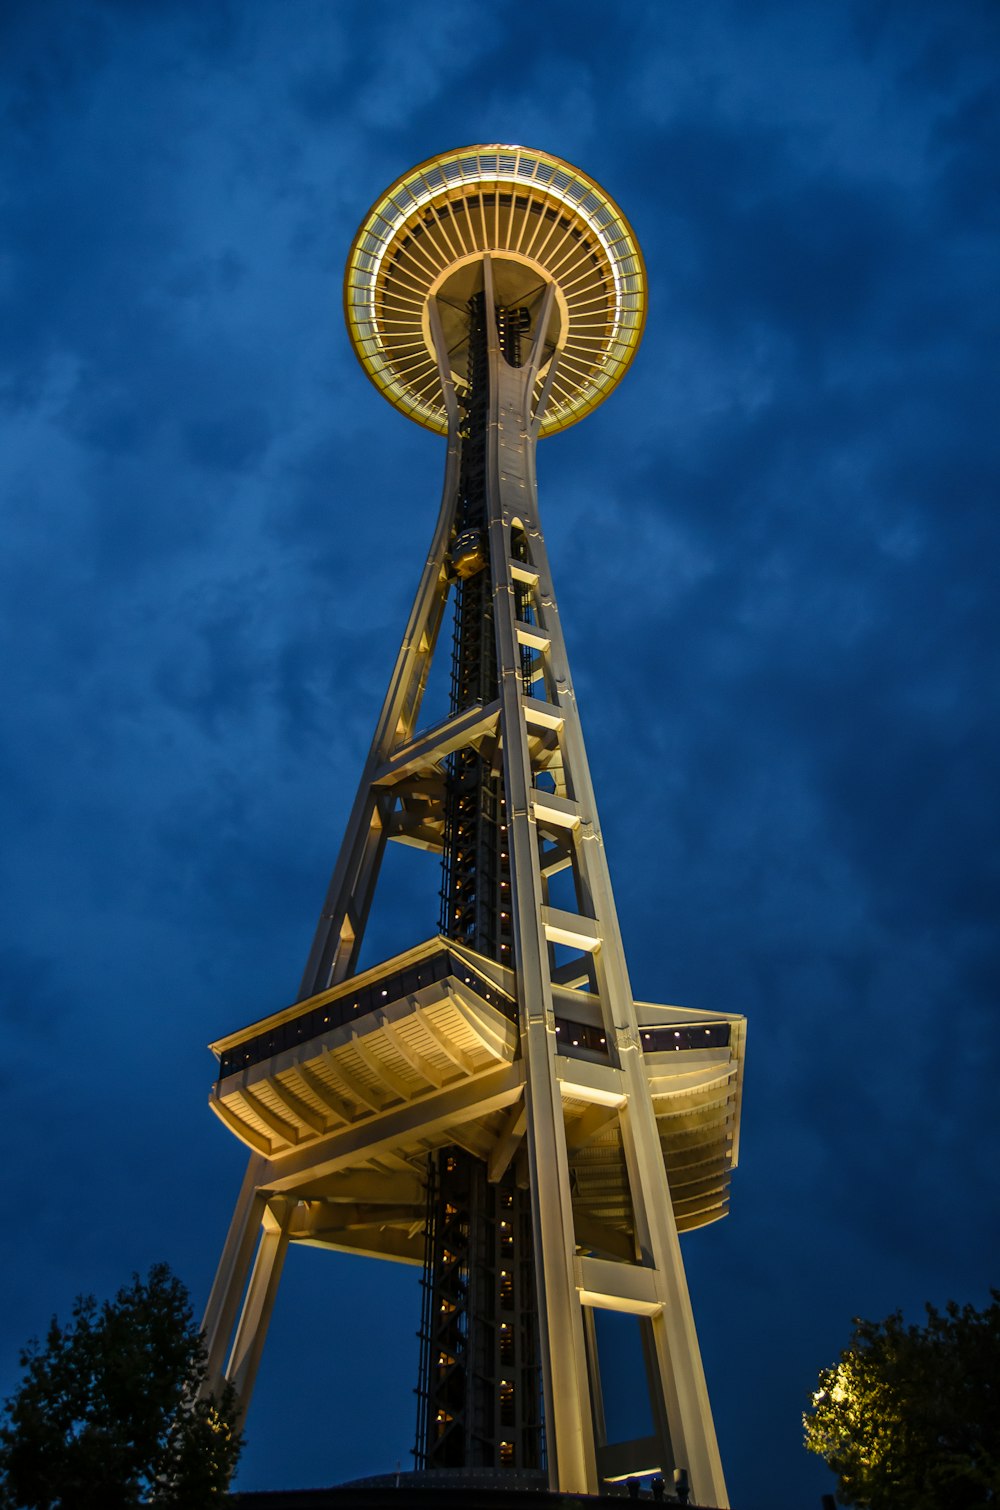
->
[[202, 1154, 269, 1389], [476, 280, 597, 1494], [297, 434, 460, 999], [226, 1198, 293, 1409], [473, 261, 728, 1503]]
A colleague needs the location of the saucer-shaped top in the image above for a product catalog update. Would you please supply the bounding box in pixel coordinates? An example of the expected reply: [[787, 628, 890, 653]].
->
[[344, 145, 646, 436]]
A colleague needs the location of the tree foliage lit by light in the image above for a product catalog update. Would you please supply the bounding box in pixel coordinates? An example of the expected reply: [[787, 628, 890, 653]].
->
[[0, 1264, 242, 1509], [804, 1292, 1000, 1509]]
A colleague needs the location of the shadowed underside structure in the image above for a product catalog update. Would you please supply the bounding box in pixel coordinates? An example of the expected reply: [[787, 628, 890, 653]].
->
[[202, 145, 744, 1507]]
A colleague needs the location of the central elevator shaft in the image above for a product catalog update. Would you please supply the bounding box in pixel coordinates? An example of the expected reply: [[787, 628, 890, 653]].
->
[[414, 292, 543, 1473]]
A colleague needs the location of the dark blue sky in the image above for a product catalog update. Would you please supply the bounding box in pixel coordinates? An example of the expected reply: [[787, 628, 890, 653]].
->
[[2, 4, 997, 1507]]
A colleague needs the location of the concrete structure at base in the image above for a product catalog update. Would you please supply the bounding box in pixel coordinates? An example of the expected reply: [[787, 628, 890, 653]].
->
[[202, 145, 745, 1508]]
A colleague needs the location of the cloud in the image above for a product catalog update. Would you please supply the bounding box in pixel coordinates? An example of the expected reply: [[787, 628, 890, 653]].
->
[[1, 6, 997, 1508]]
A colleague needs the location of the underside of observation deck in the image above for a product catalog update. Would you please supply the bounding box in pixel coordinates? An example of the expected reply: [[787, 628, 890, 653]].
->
[[210, 937, 745, 1263]]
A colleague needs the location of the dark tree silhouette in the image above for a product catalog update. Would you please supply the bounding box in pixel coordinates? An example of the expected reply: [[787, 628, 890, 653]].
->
[[0, 1264, 242, 1509], [804, 1291, 1000, 1508]]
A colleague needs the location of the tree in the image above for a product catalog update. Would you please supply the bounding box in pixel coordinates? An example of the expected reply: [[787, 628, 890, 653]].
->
[[804, 1291, 1000, 1509], [0, 1264, 242, 1510]]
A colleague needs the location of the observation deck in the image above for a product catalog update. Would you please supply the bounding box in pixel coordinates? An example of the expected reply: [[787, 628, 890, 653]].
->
[[209, 938, 744, 1265], [344, 144, 646, 436]]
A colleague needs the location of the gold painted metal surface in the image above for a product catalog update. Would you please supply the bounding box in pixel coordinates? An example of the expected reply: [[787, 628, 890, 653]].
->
[[344, 144, 646, 436]]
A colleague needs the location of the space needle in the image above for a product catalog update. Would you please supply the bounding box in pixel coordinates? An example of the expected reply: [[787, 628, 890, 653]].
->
[[202, 145, 744, 1506]]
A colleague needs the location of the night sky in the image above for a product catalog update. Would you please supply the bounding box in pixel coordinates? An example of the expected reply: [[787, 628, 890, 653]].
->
[[2, 4, 998, 1508]]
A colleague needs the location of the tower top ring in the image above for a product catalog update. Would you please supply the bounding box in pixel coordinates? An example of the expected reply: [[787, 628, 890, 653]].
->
[[344, 144, 646, 437]]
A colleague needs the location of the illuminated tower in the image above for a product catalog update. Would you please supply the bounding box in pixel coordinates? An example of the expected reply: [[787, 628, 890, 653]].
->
[[202, 146, 745, 1505]]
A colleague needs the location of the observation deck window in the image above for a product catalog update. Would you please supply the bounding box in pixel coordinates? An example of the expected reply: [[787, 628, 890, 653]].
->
[[215, 944, 514, 1081]]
